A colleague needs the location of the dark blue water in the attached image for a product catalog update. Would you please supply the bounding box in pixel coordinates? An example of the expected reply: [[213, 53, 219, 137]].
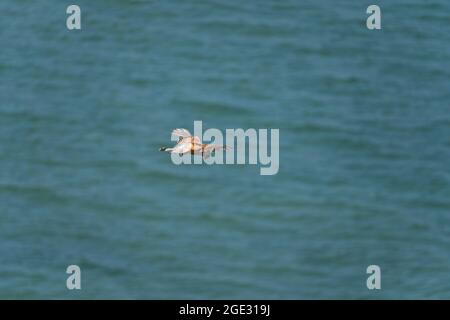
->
[[1, 0, 450, 299]]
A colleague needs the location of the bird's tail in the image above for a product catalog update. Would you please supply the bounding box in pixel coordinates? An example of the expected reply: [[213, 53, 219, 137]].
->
[[159, 147, 173, 152]]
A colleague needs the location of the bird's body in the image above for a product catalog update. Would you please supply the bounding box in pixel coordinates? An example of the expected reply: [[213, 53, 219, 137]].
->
[[160, 128, 230, 158]]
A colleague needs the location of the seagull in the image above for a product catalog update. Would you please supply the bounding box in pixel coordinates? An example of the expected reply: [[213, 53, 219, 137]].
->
[[160, 128, 231, 158]]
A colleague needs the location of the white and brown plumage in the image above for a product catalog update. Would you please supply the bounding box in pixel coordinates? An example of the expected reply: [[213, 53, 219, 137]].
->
[[160, 128, 230, 159]]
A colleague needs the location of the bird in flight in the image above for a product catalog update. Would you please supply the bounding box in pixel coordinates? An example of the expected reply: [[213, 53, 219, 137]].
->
[[160, 128, 231, 158]]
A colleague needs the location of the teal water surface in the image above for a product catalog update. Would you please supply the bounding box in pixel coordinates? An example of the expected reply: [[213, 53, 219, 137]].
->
[[1, 0, 450, 299]]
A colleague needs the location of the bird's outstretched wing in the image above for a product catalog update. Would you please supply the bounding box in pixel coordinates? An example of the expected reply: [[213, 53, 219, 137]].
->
[[190, 136, 201, 144], [176, 135, 202, 147], [171, 128, 192, 139]]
